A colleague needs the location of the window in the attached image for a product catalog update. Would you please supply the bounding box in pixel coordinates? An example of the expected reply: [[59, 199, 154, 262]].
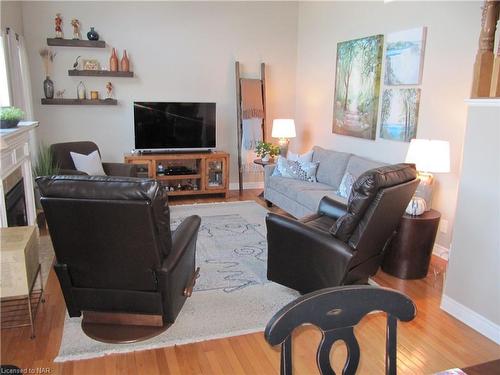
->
[[0, 31, 10, 106]]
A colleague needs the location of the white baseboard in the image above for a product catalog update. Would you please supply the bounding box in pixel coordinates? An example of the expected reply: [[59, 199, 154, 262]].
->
[[433, 244, 449, 261], [229, 182, 264, 190], [441, 295, 500, 344]]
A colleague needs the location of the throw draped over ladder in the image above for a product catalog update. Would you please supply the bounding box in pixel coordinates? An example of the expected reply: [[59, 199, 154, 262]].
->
[[235, 61, 267, 192]]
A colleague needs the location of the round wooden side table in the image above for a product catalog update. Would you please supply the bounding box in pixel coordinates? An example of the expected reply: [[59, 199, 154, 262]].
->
[[382, 209, 441, 279]]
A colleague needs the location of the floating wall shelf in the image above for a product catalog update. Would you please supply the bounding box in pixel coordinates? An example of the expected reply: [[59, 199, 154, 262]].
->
[[41, 98, 117, 105], [46, 38, 106, 48], [68, 70, 134, 77]]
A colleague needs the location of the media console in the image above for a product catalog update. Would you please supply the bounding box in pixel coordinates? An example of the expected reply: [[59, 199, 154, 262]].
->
[[124, 151, 229, 197]]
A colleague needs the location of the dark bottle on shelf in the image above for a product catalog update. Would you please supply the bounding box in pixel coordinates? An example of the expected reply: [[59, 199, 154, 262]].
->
[[87, 27, 99, 41]]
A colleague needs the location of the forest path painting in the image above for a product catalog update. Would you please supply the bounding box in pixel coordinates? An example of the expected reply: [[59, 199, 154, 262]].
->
[[333, 34, 384, 140]]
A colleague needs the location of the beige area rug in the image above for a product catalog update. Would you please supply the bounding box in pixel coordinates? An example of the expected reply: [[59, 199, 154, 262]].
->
[[54, 201, 300, 362]]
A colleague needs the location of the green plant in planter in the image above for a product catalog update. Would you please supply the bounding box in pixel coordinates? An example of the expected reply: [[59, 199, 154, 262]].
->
[[33, 144, 59, 177], [0, 106, 24, 129], [32, 144, 59, 209], [255, 141, 280, 160]]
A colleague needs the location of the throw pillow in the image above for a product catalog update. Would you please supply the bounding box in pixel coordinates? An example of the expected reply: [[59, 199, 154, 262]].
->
[[337, 172, 356, 198], [287, 150, 313, 164], [272, 156, 319, 182], [70, 150, 106, 175]]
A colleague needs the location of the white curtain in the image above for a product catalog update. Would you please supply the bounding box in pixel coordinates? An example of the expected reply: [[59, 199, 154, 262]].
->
[[4, 28, 37, 158], [5, 28, 33, 119]]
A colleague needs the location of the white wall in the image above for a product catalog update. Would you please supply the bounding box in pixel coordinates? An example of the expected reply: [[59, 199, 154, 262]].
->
[[1, 1, 24, 34], [441, 101, 500, 344], [293, 1, 481, 249], [21, 1, 298, 183]]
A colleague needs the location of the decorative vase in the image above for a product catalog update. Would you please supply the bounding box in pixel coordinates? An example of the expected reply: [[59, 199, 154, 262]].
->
[[43, 76, 54, 99], [86, 27, 99, 41], [109, 48, 119, 72], [262, 154, 270, 162], [120, 49, 130, 72], [405, 196, 427, 216], [77, 81, 86, 100]]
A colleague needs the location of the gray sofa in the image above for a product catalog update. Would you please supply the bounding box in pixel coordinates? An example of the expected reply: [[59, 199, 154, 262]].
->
[[264, 146, 386, 218]]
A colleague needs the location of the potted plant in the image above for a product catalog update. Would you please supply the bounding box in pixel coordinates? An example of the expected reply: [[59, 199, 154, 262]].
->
[[255, 141, 280, 162], [32, 144, 59, 209], [0, 107, 24, 129]]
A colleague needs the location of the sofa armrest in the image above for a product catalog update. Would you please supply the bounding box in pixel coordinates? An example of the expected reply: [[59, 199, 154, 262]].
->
[[266, 212, 354, 293], [264, 164, 276, 188], [102, 162, 137, 177], [318, 196, 348, 220]]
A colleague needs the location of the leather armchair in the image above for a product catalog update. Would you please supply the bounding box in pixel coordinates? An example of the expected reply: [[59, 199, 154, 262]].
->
[[50, 141, 137, 177], [266, 163, 419, 294], [36, 175, 201, 333]]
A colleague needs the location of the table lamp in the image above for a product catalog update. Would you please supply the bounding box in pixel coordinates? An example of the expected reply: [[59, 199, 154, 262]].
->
[[272, 119, 296, 156], [405, 139, 450, 210]]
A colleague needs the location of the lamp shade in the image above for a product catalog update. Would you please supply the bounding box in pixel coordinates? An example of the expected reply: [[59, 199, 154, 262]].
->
[[272, 119, 296, 138], [405, 139, 450, 173]]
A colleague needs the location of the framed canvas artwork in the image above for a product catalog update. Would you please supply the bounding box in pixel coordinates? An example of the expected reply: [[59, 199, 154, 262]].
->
[[333, 34, 384, 140], [380, 88, 421, 142], [385, 27, 427, 85]]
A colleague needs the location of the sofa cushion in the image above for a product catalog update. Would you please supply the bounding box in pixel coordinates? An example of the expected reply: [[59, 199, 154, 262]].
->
[[344, 155, 386, 179], [300, 190, 347, 212], [312, 146, 351, 189], [272, 156, 319, 182], [330, 163, 417, 242], [268, 176, 333, 201]]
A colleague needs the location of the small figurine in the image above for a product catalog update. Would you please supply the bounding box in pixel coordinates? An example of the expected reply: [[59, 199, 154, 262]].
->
[[72, 55, 81, 70], [71, 19, 81, 40], [55, 13, 63, 39], [105, 81, 114, 99], [55, 89, 65, 99]]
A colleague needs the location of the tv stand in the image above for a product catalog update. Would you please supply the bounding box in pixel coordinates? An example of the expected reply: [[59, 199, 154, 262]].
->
[[134, 149, 214, 155], [124, 151, 229, 197]]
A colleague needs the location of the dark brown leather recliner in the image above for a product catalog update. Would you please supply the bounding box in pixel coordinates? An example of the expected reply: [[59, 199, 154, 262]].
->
[[50, 141, 137, 177], [36, 175, 200, 340], [266, 163, 419, 294]]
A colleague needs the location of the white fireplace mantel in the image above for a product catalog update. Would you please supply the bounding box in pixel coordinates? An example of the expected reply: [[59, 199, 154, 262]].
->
[[0, 122, 39, 227]]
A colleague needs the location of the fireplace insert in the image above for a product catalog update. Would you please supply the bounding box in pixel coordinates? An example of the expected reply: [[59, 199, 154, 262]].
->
[[5, 179, 28, 227]]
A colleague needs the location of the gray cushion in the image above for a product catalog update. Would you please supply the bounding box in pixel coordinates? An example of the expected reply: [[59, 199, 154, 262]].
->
[[269, 176, 333, 201], [312, 146, 351, 189], [299, 190, 347, 212], [344, 155, 386, 179]]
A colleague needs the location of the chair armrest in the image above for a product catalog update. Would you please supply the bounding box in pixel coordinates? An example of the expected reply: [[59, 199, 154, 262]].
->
[[318, 196, 347, 220], [266, 213, 354, 293], [58, 168, 88, 176], [162, 215, 201, 272], [102, 162, 137, 177], [264, 164, 276, 187], [158, 215, 201, 323]]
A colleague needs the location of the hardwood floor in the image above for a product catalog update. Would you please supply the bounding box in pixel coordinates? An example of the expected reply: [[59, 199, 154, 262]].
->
[[2, 190, 499, 374]]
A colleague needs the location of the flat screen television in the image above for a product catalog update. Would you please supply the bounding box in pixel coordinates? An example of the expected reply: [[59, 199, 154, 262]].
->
[[134, 102, 216, 152]]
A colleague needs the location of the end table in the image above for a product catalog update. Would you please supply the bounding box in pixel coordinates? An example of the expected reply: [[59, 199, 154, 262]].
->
[[382, 209, 441, 279], [253, 158, 275, 200], [1, 226, 45, 338]]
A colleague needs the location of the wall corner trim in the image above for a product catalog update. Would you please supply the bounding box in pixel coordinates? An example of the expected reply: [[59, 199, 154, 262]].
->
[[440, 294, 500, 345]]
